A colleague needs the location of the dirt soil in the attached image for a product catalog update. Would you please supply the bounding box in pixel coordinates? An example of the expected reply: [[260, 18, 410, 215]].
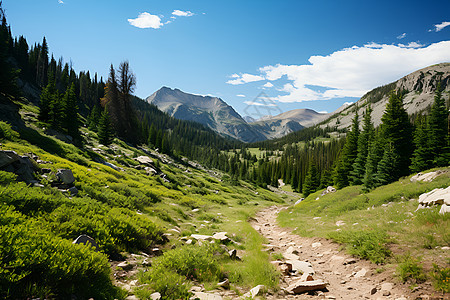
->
[[250, 205, 449, 300]]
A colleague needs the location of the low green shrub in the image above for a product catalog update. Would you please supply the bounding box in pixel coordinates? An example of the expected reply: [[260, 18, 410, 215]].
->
[[431, 264, 450, 293], [138, 244, 224, 299], [0, 121, 18, 140], [0, 207, 124, 299], [328, 230, 391, 264], [396, 254, 427, 284], [0, 170, 17, 185]]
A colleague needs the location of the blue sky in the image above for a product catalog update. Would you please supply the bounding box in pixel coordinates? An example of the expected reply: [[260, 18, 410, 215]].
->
[[4, 0, 450, 117]]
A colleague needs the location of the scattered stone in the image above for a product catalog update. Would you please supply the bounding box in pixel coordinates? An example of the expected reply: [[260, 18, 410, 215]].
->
[[335, 220, 345, 227], [73, 234, 98, 251], [354, 268, 367, 278], [68, 186, 78, 196], [382, 290, 391, 296], [192, 208, 200, 212], [343, 258, 357, 265], [321, 186, 337, 196], [56, 169, 75, 184], [228, 249, 239, 260], [295, 198, 304, 205], [190, 291, 222, 300], [287, 260, 315, 275], [313, 216, 321, 220], [212, 232, 229, 242], [117, 261, 134, 271], [151, 248, 163, 256], [311, 242, 322, 248], [370, 287, 377, 295], [191, 234, 212, 241], [150, 292, 161, 300], [135, 155, 153, 166], [326, 296, 336, 300], [286, 279, 327, 294], [125, 296, 139, 300], [142, 258, 151, 266], [243, 285, 265, 299], [218, 278, 230, 289]]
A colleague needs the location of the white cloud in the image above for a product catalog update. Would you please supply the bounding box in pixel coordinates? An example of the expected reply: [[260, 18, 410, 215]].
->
[[231, 41, 450, 103], [58, 0, 64, 3], [244, 100, 276, 107], [128, 12, 163, 29], [343, 102, 354, 106], [226, 73, 265, 85], [263, 82, 274, 88], [172, 10, 194, 17], [236, 94, 246, 98], [430, 21, 450, 32], [397, 33, 406, 39]]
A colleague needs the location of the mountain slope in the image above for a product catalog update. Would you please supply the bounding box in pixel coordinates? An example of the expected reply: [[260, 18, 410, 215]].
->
[[146, 87, 266, 143], [146, 87, 328, 142], [319, 63, 450, 130]]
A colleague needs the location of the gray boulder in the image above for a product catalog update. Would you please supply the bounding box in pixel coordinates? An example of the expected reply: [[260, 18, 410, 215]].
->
[[0, 150, 20, 168], [56, 169, 75, 185], [73, 234, 98, 251], [286, 279, 328, 294], [135, 155, 154, 166]]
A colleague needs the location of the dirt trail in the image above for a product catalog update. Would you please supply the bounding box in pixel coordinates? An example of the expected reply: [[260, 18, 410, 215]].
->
[[251, 205, 414, 300]]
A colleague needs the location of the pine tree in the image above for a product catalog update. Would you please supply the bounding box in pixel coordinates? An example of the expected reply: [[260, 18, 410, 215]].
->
[[88, 104, 102, 131], [428, 83, 449, 167], [380, 91, 413, 179], [363, 134, 383, 190], [303, 162, 319, 197], [376, 142, 398, 186], [351, 106, 374, 185], [0, 4, 19, 97], [38, 79, 56, 122], [98, 110, 113, 146], [410, 115, 431, 173], [62, 83, 79, 140], [334, 110, 359, 189]]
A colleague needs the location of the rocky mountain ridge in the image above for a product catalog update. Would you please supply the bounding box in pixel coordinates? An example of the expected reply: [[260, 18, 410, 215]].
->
[[146, 87, 327, 142], [319, 63, 450, 130]]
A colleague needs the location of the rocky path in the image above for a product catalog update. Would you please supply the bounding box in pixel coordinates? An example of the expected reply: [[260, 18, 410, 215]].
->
[[251, 206, 412, 300]]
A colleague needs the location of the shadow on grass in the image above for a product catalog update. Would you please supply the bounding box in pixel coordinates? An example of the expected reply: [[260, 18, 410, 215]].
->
[[18, 127, 66, 156]]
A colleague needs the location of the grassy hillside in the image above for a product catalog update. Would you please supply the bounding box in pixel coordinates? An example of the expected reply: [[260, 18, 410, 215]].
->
[[278, 170, 450, 293], [0, 100, 294, 299]]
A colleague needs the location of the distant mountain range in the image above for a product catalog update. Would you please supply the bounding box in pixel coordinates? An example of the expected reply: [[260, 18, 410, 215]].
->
[[146, 87, 328, 142]]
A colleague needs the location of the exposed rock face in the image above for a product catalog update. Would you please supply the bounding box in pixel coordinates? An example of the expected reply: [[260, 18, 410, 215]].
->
[[417, 186, 450, 213], [319, 63, 450, 131], [0, 150, 38, 183]]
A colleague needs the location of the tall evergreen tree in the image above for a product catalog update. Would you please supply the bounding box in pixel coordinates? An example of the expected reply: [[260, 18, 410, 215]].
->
[[334, 109, 359, 189], [38, 79, 56, 122], [410, 115, 431, 173], [363, 134, 384, 190], [62, 83, 80, 140], [351, 105, 374, 185], [380, 91, 413, 179], [303, 162, 319, 197], [428, 83, 449, 167], [376, 142, 398, 186], [0, 4, 19, 97], [98, 110, 113, 146]]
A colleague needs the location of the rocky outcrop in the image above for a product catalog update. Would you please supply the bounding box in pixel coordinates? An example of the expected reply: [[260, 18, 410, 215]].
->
[[416, 186, 450, 213], [0, 150, 39, 183], [319, 63, 450, 131]]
